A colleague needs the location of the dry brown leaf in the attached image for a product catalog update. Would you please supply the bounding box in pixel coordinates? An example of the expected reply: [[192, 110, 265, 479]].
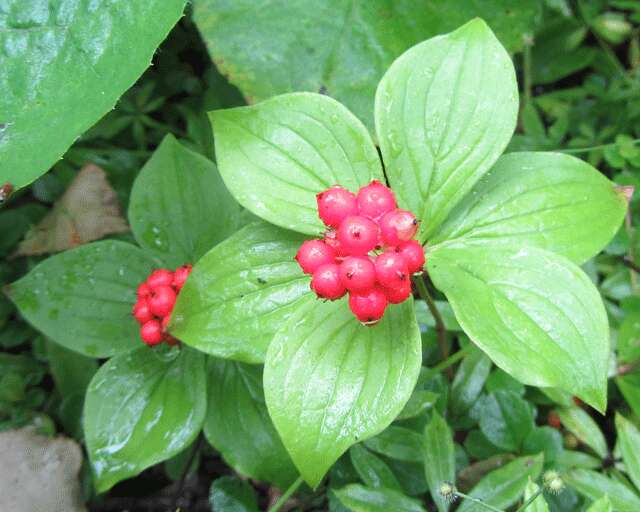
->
[[15, 163, 129, 255], [0, 428, 87, 512]]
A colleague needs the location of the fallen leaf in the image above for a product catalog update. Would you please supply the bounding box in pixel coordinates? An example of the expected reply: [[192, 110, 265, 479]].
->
[[0, 428, 87, 512], [16, 164, 129, 255]]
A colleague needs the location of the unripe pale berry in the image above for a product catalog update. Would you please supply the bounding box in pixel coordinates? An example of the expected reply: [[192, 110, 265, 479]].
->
[[173, 264, 193, 290], [339, 256, 376, 292], [316, 186, 358, 228], [337, 215, 380, 255], [148, 285, 177, 317], [137, 282, 151, 299], [311, 263, 346, 300], [132, 299, 154, 324], [140, 320, 163, 345], [379, 209, 419, 245], [146, 269, 174, 289], [395, 240, 425, 274], [295, 240, 337, 274], [375, 251, 409, 288], [349, 287, 388, 324], [384, 281, 412, 304], [356, 180, 397, 220]]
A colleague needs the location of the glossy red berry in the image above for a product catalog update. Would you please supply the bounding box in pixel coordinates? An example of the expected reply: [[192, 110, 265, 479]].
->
[[316, 186, 358, 228], [337, 215, 380, 255], [383, 281, 412, 304], [146, 269, 174, 289], [395, 240, 425, 274], [132, 299, 154, 324], [295, 240, 337, 274], [379, 209, 419, 245], [148, 285, 177, 317], [161, 314, 171, 332], [137, 282, 152, 299], [311, 263, 346, 300], [173, 264, 193, 290], [375, 251, 409, 288], [356, 180, 397, 220], [339, 256, 376, 292], [323, 230, 348, 258], [140, 320, 163, 345], [349, 288, 388, 324]]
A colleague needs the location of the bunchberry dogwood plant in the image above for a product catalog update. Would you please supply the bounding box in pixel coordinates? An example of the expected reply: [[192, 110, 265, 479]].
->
[[7, 18, 629, 496]]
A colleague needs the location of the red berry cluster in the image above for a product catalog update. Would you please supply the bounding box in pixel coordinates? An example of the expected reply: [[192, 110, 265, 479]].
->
[[295, 181, 425, 325], [132, 265, 192, 346]]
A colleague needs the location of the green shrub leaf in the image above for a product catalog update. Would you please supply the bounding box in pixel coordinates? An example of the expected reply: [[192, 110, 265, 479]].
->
[[556, 406, 608, 459], [364, 425, 425, 463], [423, 411, 456, 512], [375, 19, 518, 240], [349, 444, 402, 491], [84, 347, 206, 492], [566, 469, 640, 512], [170, 221, 311, 363], [209, 476, 259, 512], [478, 391, 535, 452], [264, 298, 421, 487], [334, 484, 426, 512], [615, 413, 640, 491]]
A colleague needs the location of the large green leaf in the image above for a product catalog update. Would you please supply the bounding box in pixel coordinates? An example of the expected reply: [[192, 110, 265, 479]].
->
[[615, 413, 640, 491], [423, 411, 455, 512], [457, 455, 544, 512], [194, 1, 539, 131], [84, 347, 206, 492], [128, 134, 242, 267], [430, 152, 628, 264], [204, 358, 297, 489], [0, 0, 186, 190], [427, 244, 609, 412], [170, 221, 311, 363], [375, 19, 518, 240], [6, 241, 157, 357], [556, 406, 608, 459], [334, 484, 425, 512], [264, 298, 421, 488], [211, 93, 383, 235], [566, 470, 640, 512], [209, 476, 259, 512]]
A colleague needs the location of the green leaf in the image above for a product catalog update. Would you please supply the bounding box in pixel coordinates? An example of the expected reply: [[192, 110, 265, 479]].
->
[[84, 347, 206, 492], [397, 390, 439, 420], [616, 373, 640, 418], [615, 413, 640, 491], [523, 427, 563, 464], [0, 0, 186, 190], [423, 411, 455, 512], [209, 476, 259, 512], [204, 358, 297, 489], [523, 479, 549, 512], [171, 221, 311, 363], [565, 470, 640, 512], [46, 340, 98, 398], [211, 93, 383, 235], [334, 484, 425, 512], [430, 152, 628, 264], [6, 241, 157, 357], [194, 2, 538, 131], [457, 455, 544, 512], [556, 407, 608, 459], [449, 345, 492, 417], [128, 134, 242, 267], [364, 426, 425, 463], [264, 298, 422, 488], [349, 444, 402, 491], [478, 391, 535, 452], [427, 244, 609, 412], [587, 495, 614, 512], [375, 18, 518, 240]]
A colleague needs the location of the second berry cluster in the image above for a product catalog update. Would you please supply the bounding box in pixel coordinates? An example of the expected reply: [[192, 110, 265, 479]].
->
[[295, 180, 425, 325]]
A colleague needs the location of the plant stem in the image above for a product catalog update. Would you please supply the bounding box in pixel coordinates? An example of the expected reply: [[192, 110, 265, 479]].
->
[[423, 345, 471, 381], [556, 138, 640, 154], [622, 256, 640, 274], [523, 34, 533, 105], [171, 434, 203, 509], [454, 492, 504, 512], [514, 488, 544, 512], [625, 212, 638, 291], [413, 274, 450, 376], [269, 476, 304, 512]]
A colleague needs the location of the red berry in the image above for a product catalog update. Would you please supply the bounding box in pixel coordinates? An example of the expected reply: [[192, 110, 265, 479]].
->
[[356, 180, 397, 220], [137, 282, 151, 299], [323, 230, 348, 258], [383, 281, 412, 304], [295, 240, 337, 274], [132, 299, 154, 324], [316, 186, 358, 228], [548, 411, 561, 429], [140, 320, 163, 345], [379, 209, 419, 245], [311, 263, 347, 300], [146, 269, 174, 289], [148, 285, 177, 317], [396, 240, 425, 274], [337, 215, 380, 255], [161, 314, 171, 332], [339, 256, 376, 292], [375, 251, 409, 288], [173, 264, 193, 290], [349, 288, 388, 324]]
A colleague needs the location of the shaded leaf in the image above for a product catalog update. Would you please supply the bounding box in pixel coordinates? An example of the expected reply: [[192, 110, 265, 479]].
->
[[423, 411, 455, 512], [556, 407, 608, 459], [334, 484, 425, 512], [209, 476, 259, 512], [565, 469, 640, 512], [350, 444, 402, 491], [615, 413, 640, 491]]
